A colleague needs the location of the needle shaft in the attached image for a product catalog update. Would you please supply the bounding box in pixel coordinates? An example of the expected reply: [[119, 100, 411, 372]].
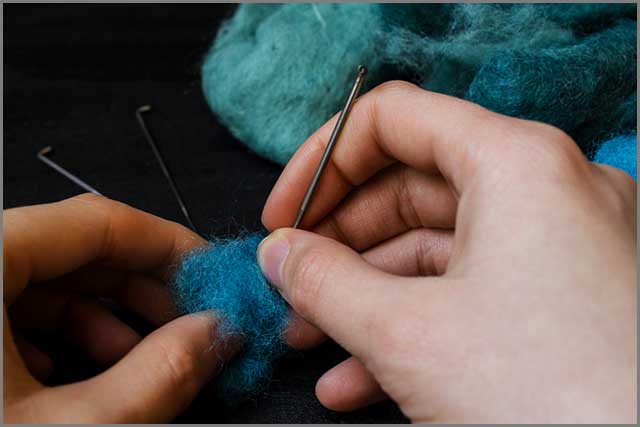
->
[[136, 105, 198, 234], [293, 65, 367, 229]]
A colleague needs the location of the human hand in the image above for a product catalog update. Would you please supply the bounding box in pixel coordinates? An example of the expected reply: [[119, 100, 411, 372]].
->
[[3, 193, 330, 423], [258, 81, 637, 423], [2, 195, 240, 422]]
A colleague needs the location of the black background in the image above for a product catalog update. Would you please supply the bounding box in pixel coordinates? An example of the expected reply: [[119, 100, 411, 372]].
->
[[4, 4, 406, 423]]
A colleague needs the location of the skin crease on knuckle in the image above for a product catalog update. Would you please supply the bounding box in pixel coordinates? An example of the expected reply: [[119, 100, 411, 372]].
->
[[156, 338, 204, 398], [376, 84, 501, 192], [505, 120, 588, 182], [66, 193, 193, 280]]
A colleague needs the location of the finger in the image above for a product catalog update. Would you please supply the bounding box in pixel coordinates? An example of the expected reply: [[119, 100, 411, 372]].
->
[[311, 165, 457, 252], [112, 274, 177, 326], [13, 334, 54, 382], [63, 297, 142, 366], [362, 228, 453, 276], [3, 308, 43, 403], [257, 228, 434, 358], [9, 288, 73, 333], [47, 267, 177, 326], [29, 312, 241, 423], [282, 228, 453, 350], [283, 310, 327, 350], [3, 194, 206, 304], [262, 80, 520, 230], [316, 356, 386, 412], [10, 289, 141, 366]]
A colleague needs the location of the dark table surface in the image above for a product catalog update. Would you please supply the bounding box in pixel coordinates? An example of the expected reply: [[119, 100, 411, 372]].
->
[[4, 4, 407, 423]]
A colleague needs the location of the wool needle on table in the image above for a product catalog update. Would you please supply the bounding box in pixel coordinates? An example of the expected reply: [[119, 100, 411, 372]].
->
[[292, 65, 367, 229], [136, 105, 198, 234], [37, 146, 102, 195]]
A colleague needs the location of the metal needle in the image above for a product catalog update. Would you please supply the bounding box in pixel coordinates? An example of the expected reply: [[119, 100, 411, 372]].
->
[[292, 65, 367, 229], [136, 105, 198, 233], [37, 146, 102, 195]]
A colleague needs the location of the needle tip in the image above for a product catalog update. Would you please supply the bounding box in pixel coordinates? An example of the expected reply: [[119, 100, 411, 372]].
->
[[137, 105, 152, 114]]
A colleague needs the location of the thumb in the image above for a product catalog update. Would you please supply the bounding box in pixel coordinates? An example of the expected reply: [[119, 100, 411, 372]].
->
[[37, 312, 241, 423], [257, 228, 399, 359]]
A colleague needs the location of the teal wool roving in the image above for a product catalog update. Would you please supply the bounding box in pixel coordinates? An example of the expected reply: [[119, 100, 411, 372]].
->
[[172, 234, 289, 404], [202, 3, 636, 165]]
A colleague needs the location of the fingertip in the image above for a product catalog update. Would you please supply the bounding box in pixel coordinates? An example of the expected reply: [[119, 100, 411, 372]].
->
[[315, 357, 386, 412], [79, 311, 245, 422], [316, 369, 360, 412], [315, 369, 346, 411], [283, 312, 326, 350]]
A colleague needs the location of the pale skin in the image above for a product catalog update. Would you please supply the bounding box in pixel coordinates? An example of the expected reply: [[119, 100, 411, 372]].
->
[[4, 82, 637, 422]]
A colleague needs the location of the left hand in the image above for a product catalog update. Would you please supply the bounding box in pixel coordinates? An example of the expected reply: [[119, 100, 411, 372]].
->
[[3, 194, 237, 423], [3, 193, 325, 423]]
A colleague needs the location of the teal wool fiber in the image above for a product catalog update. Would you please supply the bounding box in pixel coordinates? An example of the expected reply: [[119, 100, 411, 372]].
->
[[594, 133, 637, 180], [202, 3, 636, 165], [171, 233, 289, 405]]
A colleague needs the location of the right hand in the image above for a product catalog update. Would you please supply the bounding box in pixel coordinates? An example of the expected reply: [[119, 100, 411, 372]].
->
[[258, 81, 637, 423]]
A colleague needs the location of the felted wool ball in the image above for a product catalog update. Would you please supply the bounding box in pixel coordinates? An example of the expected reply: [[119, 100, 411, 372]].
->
[[171, 233, 289, 405], [593, 133, 637, 180], [202, 3, 636, 165]]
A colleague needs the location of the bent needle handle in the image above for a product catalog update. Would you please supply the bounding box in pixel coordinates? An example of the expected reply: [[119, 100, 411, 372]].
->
[[292, 65, 367, 229], [37, 146, 102, 195]]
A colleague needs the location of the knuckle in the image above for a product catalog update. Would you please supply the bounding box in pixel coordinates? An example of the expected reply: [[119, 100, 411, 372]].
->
[[521, 121, 581, 160], [597, 163, 636, 188], [68, 193, 128, 220], [525, 120, 573, 144], [488, 120, 588, 183], [373, 79, 419, 96], [592, 164, 637, 218], [157, 342, 200, 394], [67, 193, 116, 224], [307, 131, 327, 153], [68, 192, 110, 207]]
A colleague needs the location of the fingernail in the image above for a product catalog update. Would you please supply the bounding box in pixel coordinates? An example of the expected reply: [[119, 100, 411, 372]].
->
[[257, 231, 290, 289]]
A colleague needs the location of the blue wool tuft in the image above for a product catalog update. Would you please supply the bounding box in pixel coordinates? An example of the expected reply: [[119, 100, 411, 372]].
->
[[171, 233, 289, 405], [594, 133, 637, 180], [202, 3, 636, 165]]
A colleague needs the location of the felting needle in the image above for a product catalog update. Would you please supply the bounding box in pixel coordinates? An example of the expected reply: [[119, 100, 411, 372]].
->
[[136, 105, 198, 234], [292, 65, 367, 229], [37, 146, 102, 195]]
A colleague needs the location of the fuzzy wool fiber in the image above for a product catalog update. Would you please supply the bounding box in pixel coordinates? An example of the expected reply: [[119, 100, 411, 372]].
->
[[202, 3, 636, 166], [594, 133, 637, 180], [171, 233, 289, 404]]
